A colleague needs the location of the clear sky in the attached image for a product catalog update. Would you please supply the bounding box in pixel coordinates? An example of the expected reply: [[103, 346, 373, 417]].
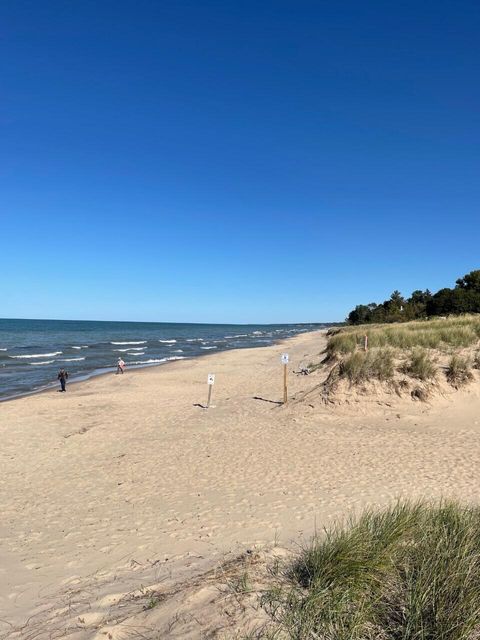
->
[[1, 1, 479, 323]]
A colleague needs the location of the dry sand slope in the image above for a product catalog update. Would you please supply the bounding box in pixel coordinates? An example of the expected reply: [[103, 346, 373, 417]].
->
[[2, 329, 480, 638]]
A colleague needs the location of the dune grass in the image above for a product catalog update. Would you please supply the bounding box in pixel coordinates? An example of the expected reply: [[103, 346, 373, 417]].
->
[[322, 316, 480, 393], [401, 349, 437, 381], [328, 315, 480, 358], [473, 350, 480, 370], [339, 349, 394, 384], [446, 355, 473, 387], [262, 501, 480, 640]]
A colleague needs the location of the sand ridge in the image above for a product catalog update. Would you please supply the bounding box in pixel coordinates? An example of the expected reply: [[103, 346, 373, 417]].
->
[[2, 328, 480, 638]]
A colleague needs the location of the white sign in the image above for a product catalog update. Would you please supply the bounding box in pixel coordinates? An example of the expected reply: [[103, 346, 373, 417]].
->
[[207, 373, 215, 385], [281, 353, 289, 364]]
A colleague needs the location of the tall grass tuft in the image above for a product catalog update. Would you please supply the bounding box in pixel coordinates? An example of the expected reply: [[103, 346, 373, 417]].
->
[[326, 332, 357, 358], [473, 350, 480, 370], [402, 349, 437, 380], [262, 501, 480, 640], [339, 349, 394, 384], [446, 355, 473, 387]]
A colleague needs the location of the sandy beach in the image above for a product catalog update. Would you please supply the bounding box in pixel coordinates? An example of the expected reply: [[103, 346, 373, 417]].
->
[[2, 328, 480, 638]]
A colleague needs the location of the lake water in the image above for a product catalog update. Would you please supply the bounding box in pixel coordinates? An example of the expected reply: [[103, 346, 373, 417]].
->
[[0, 318, 327, 400]]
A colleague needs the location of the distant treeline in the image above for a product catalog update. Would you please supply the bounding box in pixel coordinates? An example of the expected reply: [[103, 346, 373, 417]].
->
[[347, 270, 480, 325]]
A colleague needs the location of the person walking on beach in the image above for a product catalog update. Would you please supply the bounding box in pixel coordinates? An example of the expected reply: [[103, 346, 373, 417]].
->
[[57, 368, 69, 392], [116, 358, 126, 374]]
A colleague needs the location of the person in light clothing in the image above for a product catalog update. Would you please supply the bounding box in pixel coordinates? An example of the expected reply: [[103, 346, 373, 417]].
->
[[116, 358, 126, 374]]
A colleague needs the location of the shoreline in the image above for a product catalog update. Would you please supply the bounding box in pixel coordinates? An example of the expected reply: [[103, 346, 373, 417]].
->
[[0, 329, 318, 405]]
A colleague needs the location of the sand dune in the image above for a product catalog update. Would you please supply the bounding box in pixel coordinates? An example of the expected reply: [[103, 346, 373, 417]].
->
[[2, 328, 480, 638]]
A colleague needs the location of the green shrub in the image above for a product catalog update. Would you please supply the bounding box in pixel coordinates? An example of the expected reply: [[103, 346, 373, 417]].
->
[[402, 349, 437, 380], [446, 355, 473, 386], [263, 501, 480, 640]]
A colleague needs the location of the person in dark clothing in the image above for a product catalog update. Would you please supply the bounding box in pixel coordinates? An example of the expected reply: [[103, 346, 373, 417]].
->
[[58, 368, 69, 392]]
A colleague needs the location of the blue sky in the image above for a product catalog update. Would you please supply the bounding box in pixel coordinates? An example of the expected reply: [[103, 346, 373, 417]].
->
[[1, 1, 479, 323]]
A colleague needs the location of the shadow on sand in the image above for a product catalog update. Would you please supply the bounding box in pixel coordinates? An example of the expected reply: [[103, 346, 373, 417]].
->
[[252, 396, 283, 406]]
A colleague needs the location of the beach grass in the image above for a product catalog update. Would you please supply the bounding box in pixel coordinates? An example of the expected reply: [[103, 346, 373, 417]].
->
[[327, 315, 480, 357], [262, 501, 480, 640], [321, 315, 480, 391], [474, 350, 480, 370], [446, 355, 473, 387], [338, 349, 394, 383], [401, 349, 437, 380]]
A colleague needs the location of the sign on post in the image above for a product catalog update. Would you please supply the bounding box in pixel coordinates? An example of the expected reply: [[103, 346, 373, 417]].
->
[[207, 373, 215, 408], [281, 354, 288, 404]]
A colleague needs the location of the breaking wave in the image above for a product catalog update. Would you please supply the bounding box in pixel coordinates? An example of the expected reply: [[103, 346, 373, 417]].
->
[[127, 356, 186, 365], [10, 352, 62, 359]]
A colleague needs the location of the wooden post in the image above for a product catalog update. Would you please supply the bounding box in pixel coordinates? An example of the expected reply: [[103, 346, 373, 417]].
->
[[364, 335, 368, 352], [281, 353, 289, 404], [207, 373, 215, 408], [207, 385, 212, 408]]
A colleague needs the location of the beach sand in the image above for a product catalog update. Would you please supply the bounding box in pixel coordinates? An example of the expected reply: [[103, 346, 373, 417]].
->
[[2, 328, 480, 638]]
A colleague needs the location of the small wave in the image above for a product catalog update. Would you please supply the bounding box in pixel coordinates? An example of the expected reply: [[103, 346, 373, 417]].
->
[[252, 331, 263, 335], [127, 356, 186, 365], [186, 338, 202, 342], [0, 348, 7, 351], [132, 352, 145, 355], [201, 346, 217, 350], [172, 349, 184, 353], [127, 358, 167, 365], [30, 360, 55, 366], [225, 334, 248, 338], [9, 351, 62, 359], [113, 347, 146, 352], [72, 345, 89, 349], [62, 357, 86, 362], [110, 341, 146, 345], [158, 339, 177, 343]]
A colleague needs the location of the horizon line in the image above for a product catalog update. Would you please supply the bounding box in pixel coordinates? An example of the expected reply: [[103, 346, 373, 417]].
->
[[0, 316, 342, 326]]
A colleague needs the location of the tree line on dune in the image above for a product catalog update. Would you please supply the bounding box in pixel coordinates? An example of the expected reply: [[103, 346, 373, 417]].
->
[[347, 270, 480, 325]]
